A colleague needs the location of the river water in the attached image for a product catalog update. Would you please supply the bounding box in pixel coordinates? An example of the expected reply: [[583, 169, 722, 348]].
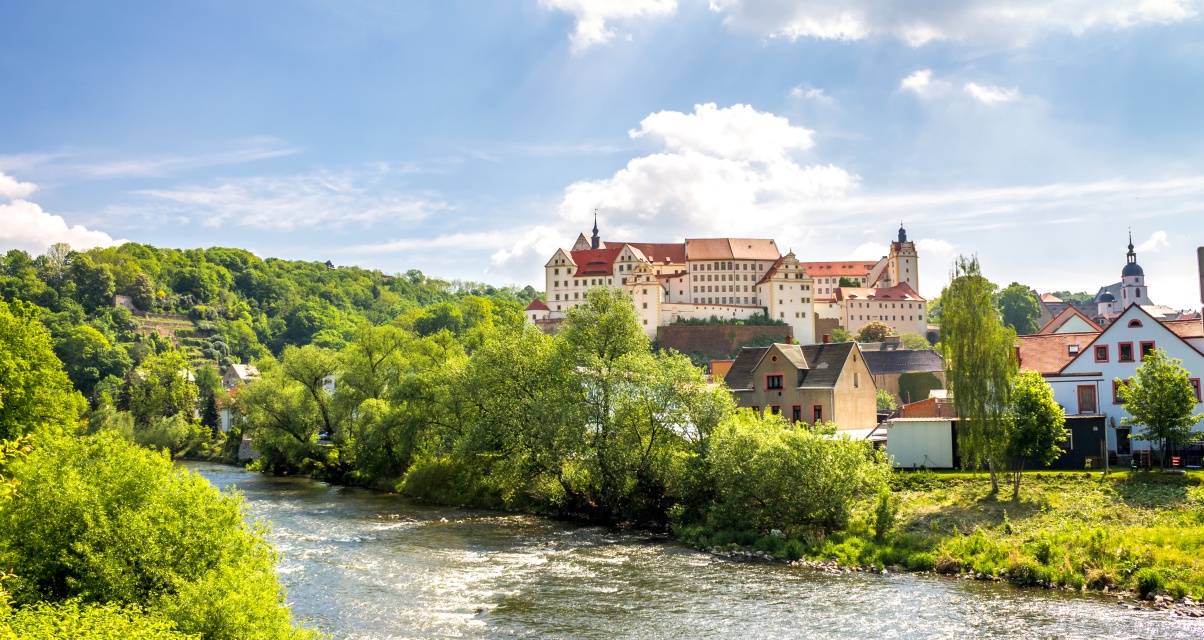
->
[[187, 462, 1202, 640]]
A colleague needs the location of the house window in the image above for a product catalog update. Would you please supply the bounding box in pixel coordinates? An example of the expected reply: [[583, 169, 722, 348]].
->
[[1118, 342, 1134, 363], [1077, 385, 1097, 414], [1113, 379, 1130, 404], [642, 302, 648, 309], [770, 405, 781, 415], [1116, 428, 1131, 455], [1094, 345, 1109, 362], [792, 405, 802, 422], [1140, 341, 1155, 360], [1128, 319, 1143, 328], [1191, 378, 1202, 403], [766, 375, 784, 390], [751, 405, 761, 414], [812, 404, 823, 423], [1068, 344, 1080, 356], [854, 372, 859, 388]]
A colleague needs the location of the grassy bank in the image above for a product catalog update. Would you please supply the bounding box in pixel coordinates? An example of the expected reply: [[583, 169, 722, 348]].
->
[[678, 470, 1204, 599]]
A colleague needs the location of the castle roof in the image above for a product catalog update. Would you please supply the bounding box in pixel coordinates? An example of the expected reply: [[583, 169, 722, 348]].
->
[[685, 238, 780, 261], [524, 298, 550, 312], [833, 281, 924, 302]]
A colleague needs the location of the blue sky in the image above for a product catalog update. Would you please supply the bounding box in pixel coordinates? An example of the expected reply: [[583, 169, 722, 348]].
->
[[2, 0, 1203, 308]]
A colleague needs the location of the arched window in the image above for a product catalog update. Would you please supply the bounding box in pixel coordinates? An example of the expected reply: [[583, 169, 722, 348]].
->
[[1128, 319, 1143, 328], [1136, 288, 1141, 297]]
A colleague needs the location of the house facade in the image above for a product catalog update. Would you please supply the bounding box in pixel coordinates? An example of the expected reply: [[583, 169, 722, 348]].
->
[[722, 342, 878, 431]]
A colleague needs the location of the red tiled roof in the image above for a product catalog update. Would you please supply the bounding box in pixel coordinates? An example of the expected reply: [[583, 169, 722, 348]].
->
[[756, 256, 787, 285], [833, 281, 925, 302], [797, 261, 879, 278], [569, 246, 624, 276], [623, 242, 687, 264], [1015, 332, 1100, 375], [524, 298, 549, 311], [1163, 318, 1204, 339], [1040, 293, 1063, 303], [1036, 305, 1102, 335], [685, 238, 779, 261]]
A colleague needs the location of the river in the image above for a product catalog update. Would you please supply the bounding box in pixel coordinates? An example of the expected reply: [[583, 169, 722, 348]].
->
[[186, 462, 1202, 640]]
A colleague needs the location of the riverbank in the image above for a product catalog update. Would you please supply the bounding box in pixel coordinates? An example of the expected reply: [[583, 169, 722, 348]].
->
[[678, 469, 1204, 606]]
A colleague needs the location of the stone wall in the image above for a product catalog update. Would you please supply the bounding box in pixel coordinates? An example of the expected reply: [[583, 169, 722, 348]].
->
[[657, 325, 793, 361]]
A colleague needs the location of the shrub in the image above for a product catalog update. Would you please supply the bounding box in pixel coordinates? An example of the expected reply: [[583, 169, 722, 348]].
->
[[1011, 559, 1051, 586], [1136, 568, 1165, 599], [874, 489, 898, 539], [0, 601, 191, 639], [784, 539, 805, 561], [906, 552, 936, 572]]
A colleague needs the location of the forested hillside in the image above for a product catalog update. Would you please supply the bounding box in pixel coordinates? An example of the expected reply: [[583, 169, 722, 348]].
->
[[0, 242, 538, 404]]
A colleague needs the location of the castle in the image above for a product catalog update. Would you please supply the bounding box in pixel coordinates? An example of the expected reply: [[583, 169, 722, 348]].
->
[[524, 220, 928, 343]]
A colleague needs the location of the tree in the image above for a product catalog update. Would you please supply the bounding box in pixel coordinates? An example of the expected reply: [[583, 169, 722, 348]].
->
[[940, 256, 1016, 494], [200, 393, 221, 436], [855, 321, 893, 343], [127, 350, 198, 428], [838, 276, 862, 288], [70, 255, 116, 313], [998, 282, 1042, 335], [876, 389, 898, 411], [829, 327, 853, 342], [0, 432, 317, 639], [898, 333, 932, 350], [1118, 348, 1204, 469], [0, 300, 86, 442], [413, 302, 464, 337], [53, 325, 133, 402], [1005, 370, 1066, 498], [128, 272, 156, 310]]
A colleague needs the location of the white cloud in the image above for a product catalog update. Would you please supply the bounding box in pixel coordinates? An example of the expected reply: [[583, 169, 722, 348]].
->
[[964, 82, 1020, 104], [849, 241, 888, 260], [916, 238, 956, 257], [134, 168, 444, 231], [540, 0, 677, 50], [708, 0, 1201, 47], [1135, 230, 1169, 253], [790, 85, 832, 103], [0, 172, 38, 200], [899, 69, 951, 98], [556, 103, 857, 240], [0, 199, 121, 255]]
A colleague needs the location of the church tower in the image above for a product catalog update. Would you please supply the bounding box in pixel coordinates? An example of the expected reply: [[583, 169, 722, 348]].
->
[[1118, 232, 1151, 308], [887, 224, 919, 292]]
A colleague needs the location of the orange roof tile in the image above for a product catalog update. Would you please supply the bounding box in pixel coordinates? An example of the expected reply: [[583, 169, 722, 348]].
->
[[685, 238, 780, 261], [525, 298, 550, 311], [797, 261, 879, 278], [834, 281, 925, 302], [569, 246, 624, 276], [1162, 318, 1204, 339], [1015, 332, 1101, 375], [1040, 293, 1063, 303]]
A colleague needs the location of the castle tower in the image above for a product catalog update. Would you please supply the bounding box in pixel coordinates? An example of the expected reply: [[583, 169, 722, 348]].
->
[[887, 223, 919, 292], [591, 211, 600, 250], [1118, 232, 1151, 308]]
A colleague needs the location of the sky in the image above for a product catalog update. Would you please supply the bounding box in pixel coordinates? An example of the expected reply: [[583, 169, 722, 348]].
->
[[2, 0, 1203, 309]]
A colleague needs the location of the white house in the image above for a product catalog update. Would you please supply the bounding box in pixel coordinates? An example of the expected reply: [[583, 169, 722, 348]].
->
[[1044, 304, 1204, 455]]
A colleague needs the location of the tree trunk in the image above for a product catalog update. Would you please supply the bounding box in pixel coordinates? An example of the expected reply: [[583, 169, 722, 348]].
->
[[1012, 458, 1024, 501], [987, 457, 999, 494]]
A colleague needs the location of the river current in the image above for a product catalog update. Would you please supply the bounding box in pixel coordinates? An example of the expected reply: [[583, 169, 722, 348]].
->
[[187, 462, 1202, 640]]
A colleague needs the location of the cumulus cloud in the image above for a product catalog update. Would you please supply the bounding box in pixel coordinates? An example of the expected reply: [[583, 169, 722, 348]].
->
[[556, 103, 857, 240], [0, 199, 121, 255], [1135, 230, 1169, 253], [790, 85, 832, 103], [849, 241, 888, 260], [708, 0, 1201, 47], [899, 69, 952, 98], [134, 168, 444, 231], [540, 0, 677, 50], [0, 172, 38, 200], [964, 82, 1020, 104]]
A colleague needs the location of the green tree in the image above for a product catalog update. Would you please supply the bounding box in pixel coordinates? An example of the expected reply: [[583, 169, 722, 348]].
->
[[876, 389, 898, 411], [855, 321, 893, 343], [838, 276, 862, 288], [0, 300, 86, 442], [898, 332, 932, 350], [53, 325, 132, 402], [70, 255, 116, 313], [1005, 370, 1067, 498], [829, 327, 853, 342], [128, 272, 156, 310], [998, 282, 1042, 335], [0, 432, 317, 639], [1118, 348, 1204, 469], [413, 302, 464, 337], [127, 350, 198, 428], [940, 256, 1016, 494]]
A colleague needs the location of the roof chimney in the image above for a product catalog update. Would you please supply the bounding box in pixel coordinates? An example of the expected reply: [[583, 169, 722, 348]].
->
[[822, 334, 831, 344]]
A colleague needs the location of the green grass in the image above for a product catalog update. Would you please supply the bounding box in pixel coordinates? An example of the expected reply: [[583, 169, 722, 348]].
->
[[680, 470, 1204, 598]]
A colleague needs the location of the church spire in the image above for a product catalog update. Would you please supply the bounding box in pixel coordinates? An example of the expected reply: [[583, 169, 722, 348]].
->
[[591, 209, 600, 250]]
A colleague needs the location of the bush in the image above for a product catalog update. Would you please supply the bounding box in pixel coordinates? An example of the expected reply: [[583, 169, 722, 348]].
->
[[874, 489, 898, 539], [784, 539, 805, 561], [1011, 559, 1051, 586], [906, 552, 935, 572], [0, 601, 191, 640], [1136, 568, 1165, 599], [0, 432, 316, 639]]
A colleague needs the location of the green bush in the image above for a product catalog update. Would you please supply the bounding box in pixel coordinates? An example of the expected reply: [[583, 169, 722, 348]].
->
[[0, 433, 316, 639], [1136, 568, 1165, 598], [905, 552, 935, 571], [1011, 559, 1051, 586], [0, 601, 193, 640], [784, 539, 805, 561]]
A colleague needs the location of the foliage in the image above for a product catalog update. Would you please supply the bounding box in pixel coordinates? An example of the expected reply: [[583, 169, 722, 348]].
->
[[855, 321, 894, 343], [838, 277, 862, 288], [1005, 371, 1067, 498], [670, 313, 787, 327], [0, 432, 316, 639], [134, 414, 208, 459], [940, 256, 1016, 493], [706, 412, 891, 536], [897, 333, 931, 350], [1050, 291, 1096, 305], [127, 349, 198, 428], [52, 325, 132, 403], [829, 327, 853, 343], [998, 282, 1042, 335], [0, 601, 194, 640], [897, 372, 942, 405], [876, 389, 898, 411], [0, 300, 86, 442], [1118, 348, 1204, 469]]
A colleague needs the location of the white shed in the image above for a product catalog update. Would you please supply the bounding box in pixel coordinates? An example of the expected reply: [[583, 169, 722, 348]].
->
[[885, 418, 955, 469]]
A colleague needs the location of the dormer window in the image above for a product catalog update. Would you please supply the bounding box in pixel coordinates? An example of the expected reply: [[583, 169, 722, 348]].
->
[[1068, 344, 1080, 355]]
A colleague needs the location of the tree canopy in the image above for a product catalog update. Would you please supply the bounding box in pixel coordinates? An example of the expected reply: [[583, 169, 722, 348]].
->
[[1119, 348, 1204, 468], [998, 282, 1042, 335], [0, 299, 85, 442]]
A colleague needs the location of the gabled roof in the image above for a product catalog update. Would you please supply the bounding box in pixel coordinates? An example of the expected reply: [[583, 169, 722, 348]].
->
[[724, 346, 770, 391], [796, 260, 880, 279], [1036, 305, 1102, 335], [723, 342, 858, 390], [862, 349, 943, 376], [226, 363, 259, 382], [685, 238, 780, 261], [1162, 318, 1204, 340], [569, 246, 624, 277], [1040, 293, 1063, 303], [623, 242, 687, 264], [1015, 332, 1100, 375], [1060, 304, 1204, 373], [833, 281, 925, 302], [796, 342, 856, 388], [524, 298, 550, 311]]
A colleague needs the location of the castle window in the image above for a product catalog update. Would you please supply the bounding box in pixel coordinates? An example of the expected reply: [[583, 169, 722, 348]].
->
[[554, 268, 559, 275]]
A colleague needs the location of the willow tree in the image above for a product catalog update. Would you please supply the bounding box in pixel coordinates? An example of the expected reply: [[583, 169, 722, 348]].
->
[[940, 256, 1017, 494]]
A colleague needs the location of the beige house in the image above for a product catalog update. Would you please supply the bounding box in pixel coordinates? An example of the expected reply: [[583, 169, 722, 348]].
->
[[222, 363, 259, 390], [722, 342, 878, 431]]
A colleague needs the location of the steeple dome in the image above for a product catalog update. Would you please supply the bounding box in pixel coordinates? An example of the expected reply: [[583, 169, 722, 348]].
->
[[897, 223, 907, 244], [1121, 231, 1144, 277]]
